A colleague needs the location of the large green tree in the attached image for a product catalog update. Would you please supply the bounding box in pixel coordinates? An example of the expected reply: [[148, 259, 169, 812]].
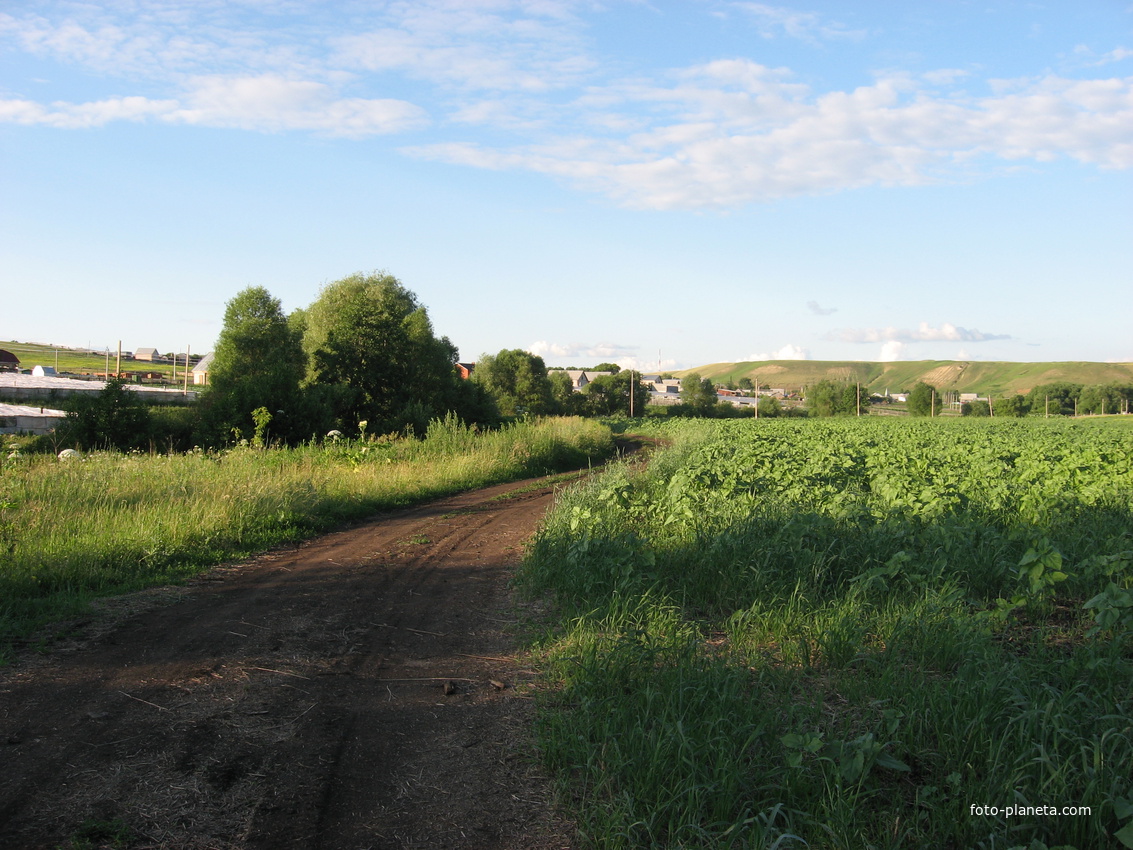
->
[[302, 271, 462, 432], [807, 380, 860, 417], [907, 382, 937, 417], [200, 286, 306, 445], [549, 370, 585, 415], [583, 370, 650, 417], [472, 349, 556, 416], [680, 372, 717, 415], [994, 394, 1031, 417]]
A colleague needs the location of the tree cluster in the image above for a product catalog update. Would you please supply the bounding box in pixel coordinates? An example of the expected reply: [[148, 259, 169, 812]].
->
[[471, 351, 649, 418], [958, 382, 1133, 417], [1025, 382, 1133, 416], [196, 272, 497, 446], [806, 380, 865, 417]]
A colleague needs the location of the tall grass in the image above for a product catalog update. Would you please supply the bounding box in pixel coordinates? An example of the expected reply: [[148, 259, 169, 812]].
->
[[0, 415, 613, 657], [520, 417, 1133, 848]]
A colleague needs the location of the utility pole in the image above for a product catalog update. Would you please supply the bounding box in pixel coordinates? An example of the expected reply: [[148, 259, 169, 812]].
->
[[183, 346, 191, 394], [628, 369, 634, 417], [116, 341, 121, 379]]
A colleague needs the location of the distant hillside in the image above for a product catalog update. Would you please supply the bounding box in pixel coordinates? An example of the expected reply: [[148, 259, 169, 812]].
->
[[0, 340, 198, 382], [678, 360, 1133, 397]]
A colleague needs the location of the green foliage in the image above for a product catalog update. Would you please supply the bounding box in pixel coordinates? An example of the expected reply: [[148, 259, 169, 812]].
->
[[582, 371, 650, 417], [756, 394, 781, 417], [521, 417, 1133, 848], [806, 379, 861, 416], [907, 381, 937, 416], [200, 286, 306, 446], [0, 417, 614, 657], [1027, 383, 1083, 416], [548, 369, 585, 415], [679, 372, 717, 415], [996, 393, 1031, 417], [302, 271, 464, 433], [590, 362, 621, 374], [1080, 384, 1133, 416], [962, 399, 991, 417], [58, 379, 152, 451], [472, 348, 555, 416]]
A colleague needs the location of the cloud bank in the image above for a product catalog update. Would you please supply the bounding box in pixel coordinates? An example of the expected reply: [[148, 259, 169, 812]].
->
[[829, 322, 1012, 345], [749, 344, 811, 360], [2, 4, 1132, 208]]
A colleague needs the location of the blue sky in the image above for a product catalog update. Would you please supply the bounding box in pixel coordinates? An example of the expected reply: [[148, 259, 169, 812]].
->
[[2, 1, 1130, 371]]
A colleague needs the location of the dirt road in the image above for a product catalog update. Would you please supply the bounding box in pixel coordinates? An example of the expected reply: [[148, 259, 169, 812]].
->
[[0, 473, 581, 849]]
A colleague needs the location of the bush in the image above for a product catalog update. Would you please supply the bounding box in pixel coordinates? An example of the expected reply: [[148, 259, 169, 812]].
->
[[56, 380, 152, 451]]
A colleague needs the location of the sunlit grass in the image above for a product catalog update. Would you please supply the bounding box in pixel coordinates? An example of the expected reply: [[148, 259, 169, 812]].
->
[[0, 415, 613, 657], [520, 417, 1133, 848]]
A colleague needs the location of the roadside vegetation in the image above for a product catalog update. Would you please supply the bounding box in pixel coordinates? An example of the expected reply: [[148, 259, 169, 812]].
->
[[0, 416, 613, 662], [519, 416, 1133, 849]]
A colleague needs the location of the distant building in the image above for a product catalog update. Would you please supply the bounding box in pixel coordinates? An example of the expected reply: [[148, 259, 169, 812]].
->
[[192, 352, 214, 386], [548, 370, 616, 392], [0, 403, 66, 435], [0, 350, 19, 372], [454, 362, 475, 380], [31, 365, 57, 377]]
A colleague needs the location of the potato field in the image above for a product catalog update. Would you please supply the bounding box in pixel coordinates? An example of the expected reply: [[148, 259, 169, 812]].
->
[[521, 417, 1133, 849]]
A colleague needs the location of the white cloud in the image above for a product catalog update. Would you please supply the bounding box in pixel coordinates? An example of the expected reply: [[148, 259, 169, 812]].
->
[[1073, 45, 1133, 67], [172, 74, 427, 136], [806, 300, 836, 316], [409, 63, 1133, 208], [730, 3, 867, 45], [829, 322, 1011, 344], [878, 341, 906, 362], [527, 340, 639, 362], [0, 75, 427, 135], [749, 344, 811, 360], [331, 1, 594, 92], [4, 6, 1133, 208], [0, 95, 177, 128]]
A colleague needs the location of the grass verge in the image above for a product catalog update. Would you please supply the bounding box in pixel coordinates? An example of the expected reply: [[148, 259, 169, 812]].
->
[[0, 415, 613, 661]]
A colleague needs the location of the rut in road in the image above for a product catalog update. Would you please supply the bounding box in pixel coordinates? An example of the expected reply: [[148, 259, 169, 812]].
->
[[0, 473, 581, 849]]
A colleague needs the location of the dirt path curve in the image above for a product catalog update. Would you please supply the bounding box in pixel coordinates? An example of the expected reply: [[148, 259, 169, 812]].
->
[[0, 473, 583, 849]]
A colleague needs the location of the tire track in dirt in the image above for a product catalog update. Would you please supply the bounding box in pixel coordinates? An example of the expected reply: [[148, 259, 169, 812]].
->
[[0, 473, 583, 849]]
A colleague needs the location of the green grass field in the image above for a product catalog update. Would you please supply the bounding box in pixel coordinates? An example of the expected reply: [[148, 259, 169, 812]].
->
[[521, 416, 1133, 848], [0, 416, 614, 662], [1, 340, 198, 383]]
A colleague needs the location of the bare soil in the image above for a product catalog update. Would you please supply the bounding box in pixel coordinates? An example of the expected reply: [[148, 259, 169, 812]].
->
[[0, 473, 584, 849]]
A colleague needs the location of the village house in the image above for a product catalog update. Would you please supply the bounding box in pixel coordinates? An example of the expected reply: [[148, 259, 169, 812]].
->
[[191, 352, 214, 386]]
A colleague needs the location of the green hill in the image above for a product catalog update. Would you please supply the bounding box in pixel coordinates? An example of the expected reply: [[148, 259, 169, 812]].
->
[[0, 340, 198, 383], [679, 360, 1133, 397]]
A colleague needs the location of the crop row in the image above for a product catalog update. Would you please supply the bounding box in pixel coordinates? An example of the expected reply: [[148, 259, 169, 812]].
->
[[521, 417, 1133, 848]]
